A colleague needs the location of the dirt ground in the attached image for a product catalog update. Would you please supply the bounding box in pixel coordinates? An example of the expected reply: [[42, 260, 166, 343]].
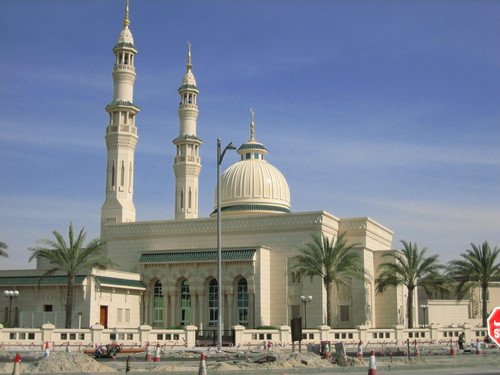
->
[[0, 346, 498, 373]]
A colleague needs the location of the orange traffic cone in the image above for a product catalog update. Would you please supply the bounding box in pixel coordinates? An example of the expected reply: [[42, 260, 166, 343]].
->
[[44, 341, 50, 359], [153, 342, 161, 362], [448, 339, 456, 356], [357, 340, 363, 358], [367, 350, 377, 375], [198, 352, 207, 375], [12, 353, 21, 375], [475, 339, 481, 355], [144, 342, 152, 362]]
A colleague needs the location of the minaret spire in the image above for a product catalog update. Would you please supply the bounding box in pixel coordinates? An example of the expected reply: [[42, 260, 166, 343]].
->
[[249, 108, 255, 141], [186, 41, 192, 69], [101, 0, 139, 232], [123, 0, 130, 27], [173, 44, 202, 220]]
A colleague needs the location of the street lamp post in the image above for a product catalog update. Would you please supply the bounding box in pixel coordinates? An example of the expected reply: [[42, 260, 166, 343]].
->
[[4, 290, 19, 327], [216, 138, 236, 351], [300, 295, 312, 329], [420, 304, 428, 327]]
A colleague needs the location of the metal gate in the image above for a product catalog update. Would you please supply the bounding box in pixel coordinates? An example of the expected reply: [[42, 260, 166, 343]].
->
[[196, 329, 235, 347]]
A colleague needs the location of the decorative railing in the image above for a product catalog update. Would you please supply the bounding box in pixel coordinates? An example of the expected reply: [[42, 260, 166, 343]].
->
[[0, 322, 490, 350]]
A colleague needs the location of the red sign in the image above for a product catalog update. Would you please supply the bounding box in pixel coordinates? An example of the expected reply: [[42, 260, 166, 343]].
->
[[487, 307, 500, 347]]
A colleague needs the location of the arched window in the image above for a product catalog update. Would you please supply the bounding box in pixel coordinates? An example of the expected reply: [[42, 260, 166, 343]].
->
[[237, 278, 249, 326], [208, 279, 218, 326], [129, 163, 133, 192], [111, 161, 116, 189], [120, 161, 125, 187], [180, 280, 191, 325], [188, 187, 192, 209], [180, 189, 184, 210], [153, 281, 164, 327]]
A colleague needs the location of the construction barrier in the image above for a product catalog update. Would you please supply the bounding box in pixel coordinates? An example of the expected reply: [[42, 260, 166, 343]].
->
[[367, 350, 377, 375], [153, 342, 161, 362], [12, 353, 21, 375], [198, 352, 207, 375]]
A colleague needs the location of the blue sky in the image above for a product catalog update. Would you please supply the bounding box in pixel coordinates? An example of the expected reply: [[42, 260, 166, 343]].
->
[[1, 0, 499, 269]]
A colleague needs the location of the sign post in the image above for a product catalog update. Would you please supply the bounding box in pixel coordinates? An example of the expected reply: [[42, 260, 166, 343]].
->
[[487, 307, 500, 347]]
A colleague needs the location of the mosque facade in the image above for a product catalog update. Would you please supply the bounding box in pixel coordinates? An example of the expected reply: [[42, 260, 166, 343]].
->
[[0, 3, 412, 330], [97, 3, 401, 331]]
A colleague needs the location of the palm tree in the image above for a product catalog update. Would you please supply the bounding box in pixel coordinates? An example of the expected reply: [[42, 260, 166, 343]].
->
[[291, 232, 365, 327], [447, 241, 500, 327], [0, 241, 8, 258], [29, 223, 111, 328], [375, 240, 447, 328]]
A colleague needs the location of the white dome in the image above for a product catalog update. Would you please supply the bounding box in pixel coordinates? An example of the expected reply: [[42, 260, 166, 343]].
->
[[216, 159, 291, 215]]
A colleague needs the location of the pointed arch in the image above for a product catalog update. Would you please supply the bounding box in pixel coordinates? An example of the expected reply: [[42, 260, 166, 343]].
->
[[111, 161, 116, 189], [236, 277, 249, 326], [180, 279, 192, 325], [120, 161, 125, 187], [208, 278, 218, 326], [153, 280, 164, 327]]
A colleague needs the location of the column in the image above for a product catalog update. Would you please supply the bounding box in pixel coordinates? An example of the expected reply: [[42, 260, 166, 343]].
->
[[249, 293, 255, 328], [169, 293, 176, 327], [226, 293, 233, 327], [198, 294, 205, 330]]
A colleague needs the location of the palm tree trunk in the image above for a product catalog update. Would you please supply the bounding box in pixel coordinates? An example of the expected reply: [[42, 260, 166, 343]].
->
[[481, 286, 488, 328], [65, 273, 75, 329], [407, 287, 414, 328], [325, 278, 332, 327]]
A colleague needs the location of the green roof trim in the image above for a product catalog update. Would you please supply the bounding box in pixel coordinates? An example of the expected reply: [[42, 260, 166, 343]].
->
[[139, 249, 256, 264], [178, 84, 198, 91], [0, 275, 86, 286], [211, 205, 290, 214], [238, 143, 268, 152], [96, 276, 145, 289], [113, 42, 136, 51], [173, 134, 203, 143], [105, 100, 140, 111]]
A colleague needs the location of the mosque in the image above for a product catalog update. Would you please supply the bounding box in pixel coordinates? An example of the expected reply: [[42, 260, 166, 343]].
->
[[0, 3, 409, 330]]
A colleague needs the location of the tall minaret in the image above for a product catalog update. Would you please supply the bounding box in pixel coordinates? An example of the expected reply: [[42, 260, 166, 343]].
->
[[173, 43, 202, 220], [101, 0, 139, 232]]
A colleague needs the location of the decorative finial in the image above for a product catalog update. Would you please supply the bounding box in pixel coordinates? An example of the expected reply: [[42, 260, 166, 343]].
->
[[186, 42, 192, 69], [250, 108, 255, 141], [123, 0, 130, 27]]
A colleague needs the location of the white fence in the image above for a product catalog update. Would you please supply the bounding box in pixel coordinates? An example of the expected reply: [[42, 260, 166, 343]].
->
[[0, 322, 490, 350]]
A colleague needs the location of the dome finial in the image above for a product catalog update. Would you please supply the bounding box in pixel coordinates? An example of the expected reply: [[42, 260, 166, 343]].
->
[[123, 0, 130, 27], [186, 42, 192, 70], [250, 108, 255, 141]]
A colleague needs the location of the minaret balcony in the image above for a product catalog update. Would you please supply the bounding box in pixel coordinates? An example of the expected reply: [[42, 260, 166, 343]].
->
[[113, 64, 136, 72], [174, 155, 200, 164], [107, 125, 137, 135], [179, 103, 198, 110]]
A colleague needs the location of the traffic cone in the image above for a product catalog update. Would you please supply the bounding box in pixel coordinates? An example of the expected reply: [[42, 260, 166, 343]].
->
[[357, 340, 363, 358], [12, 353, 21, 375], [198, 352, 207, 375], [367, 350, 377, 375], [475, 339, 481, 355], [153, 342, 161, 362], [44, 341, 50, 359], [144, 342, 152, 362], [125, 355, 131, 373], [414, 340, 420, 357], [448, 339, 455, 356]]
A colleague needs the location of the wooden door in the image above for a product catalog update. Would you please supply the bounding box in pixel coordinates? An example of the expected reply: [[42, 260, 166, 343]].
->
[[100, 306, 108, 328]]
